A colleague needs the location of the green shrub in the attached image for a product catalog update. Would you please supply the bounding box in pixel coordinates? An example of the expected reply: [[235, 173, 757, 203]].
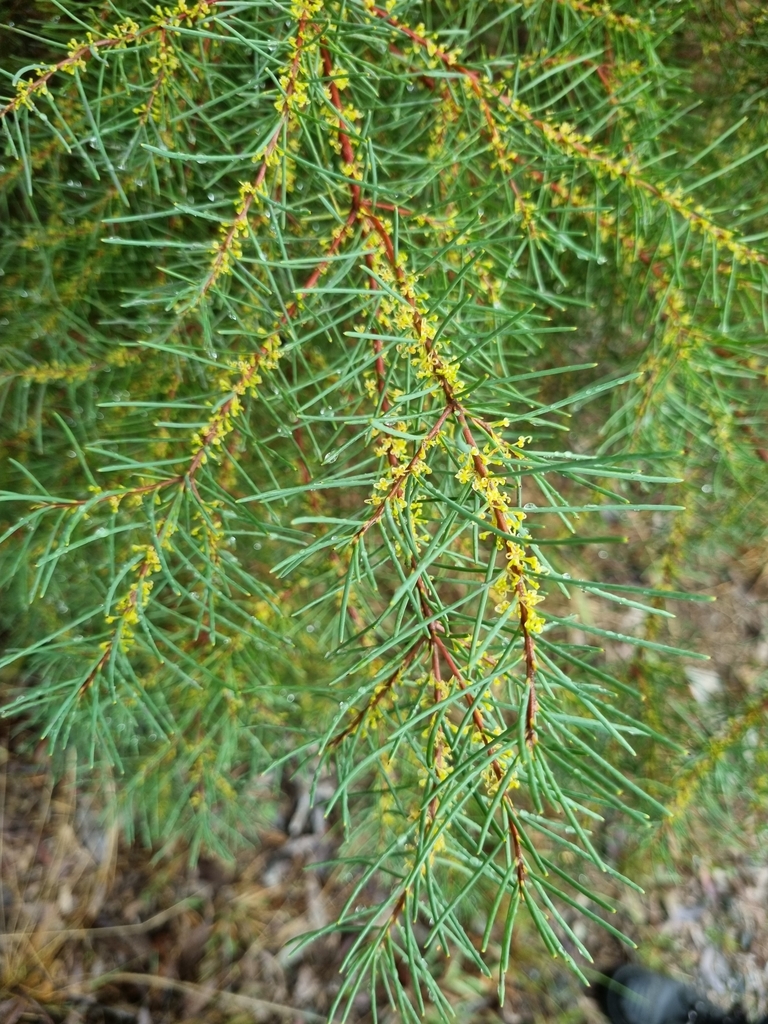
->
[[1, 0, 766, 1017]]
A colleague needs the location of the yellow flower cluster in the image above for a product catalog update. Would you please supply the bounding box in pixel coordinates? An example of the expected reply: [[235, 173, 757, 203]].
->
[[656, 185, 765, 266], [424, 673, 520, 797], [482, 98, 520, 179], [105, 543, 163, 649], [452, 430, 545, 635], [390, 18, 461, 69], [323, 105, 345, 160], [475, 700, 520, 796], [455, 437, 529, 530], [148, 34, 181, 79], [476, 257, 506, 307], [429, 674, 454, 783], [151, 0, 212, 26], [368, 422, 434, 515], [319, 63, 366, 187], [191, 402, 236, 462], [359, 670, 403, 739], [207, 181, 266, 280], [290, 0, 324, 19], [65, 36, 93, 73], [220, 333, 281, 395], [557, 0, 641, 30], [14, 70, 54, 109], [275, 0, 323, 127], [207, 5, 321, 283], [426, 92, 461, 162], [363, 374, 378, 399], [514, 191, 545, 239], [366, 242, 465, 396], [493, 542, 545, 629], [277, 49, 309, 121], [190, 501, 224, 564], [15, 359, 93, 386], [107, 17, 141, 43], [186, 744, 238, 805], [191, 333, 281, 463], [500, 95, 765, 271], [8, 3, 208, 114], [373, 422, 409, 461], [667, 694, 768, 821], [65, 11, 142, 70], [456, 446, 515, 519], [539, 117, 598, 157]]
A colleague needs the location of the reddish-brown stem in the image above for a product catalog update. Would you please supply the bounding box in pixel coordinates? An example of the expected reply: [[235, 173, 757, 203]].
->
[[78, 645, 113, 696], [432, 633, 498, 766], [1, 1, 220, 120], [202, 13, 314, 299], [318, 44, 400, 419], [140, 26, 169, 125], [329, 639, 424, 748], [430, 628, 526, 883], [510, 818, 526, 887], [427, 641, 445, 818], [357, 403, 453, 539], [294, 425, 367, 631], [368, 6, 473, 78], [453, 406, 538, 745], [321, 46, 361, 211], [292, 209, 357, 310], [363, 209, 397, 268], [78, 555, 156, 695], [364, 253, 393, 416], [368, 2, 768, 271], [317, 33, 539, 872], [341, 146, 539, 745]]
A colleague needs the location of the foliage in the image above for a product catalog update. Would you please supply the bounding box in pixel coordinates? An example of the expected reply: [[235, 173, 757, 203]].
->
[[1, 0, 766, 1017]]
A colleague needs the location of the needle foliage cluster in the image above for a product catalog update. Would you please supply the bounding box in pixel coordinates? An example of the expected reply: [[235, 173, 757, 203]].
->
[[1, 0, 767, 1017]]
